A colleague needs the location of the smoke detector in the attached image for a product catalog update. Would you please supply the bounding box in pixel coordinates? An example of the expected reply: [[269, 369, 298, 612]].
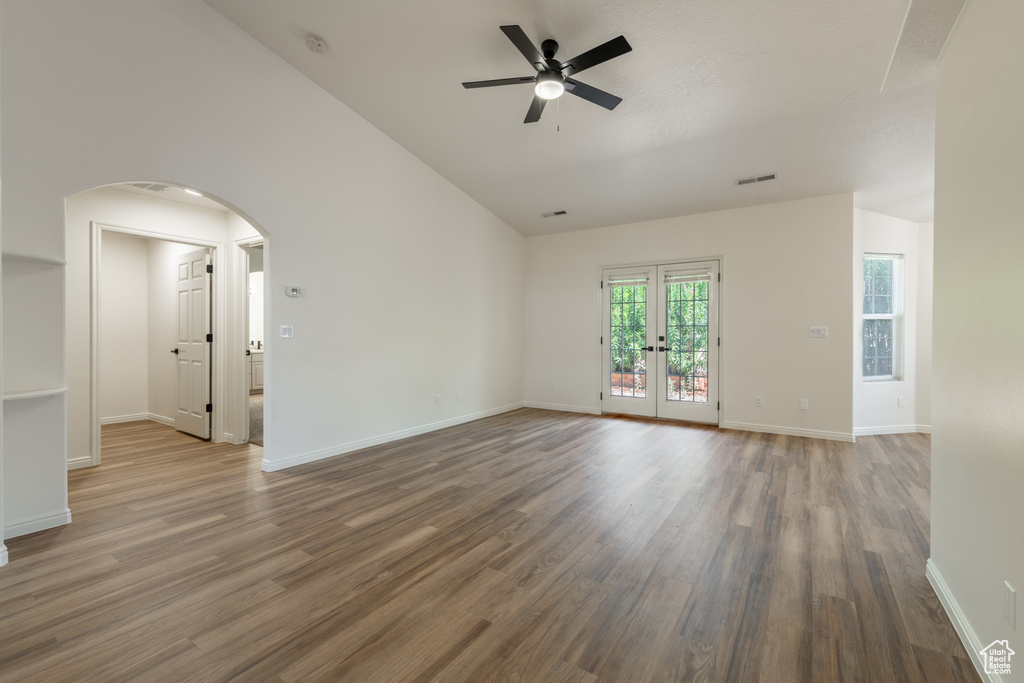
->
[[306, 35, 327, 54]]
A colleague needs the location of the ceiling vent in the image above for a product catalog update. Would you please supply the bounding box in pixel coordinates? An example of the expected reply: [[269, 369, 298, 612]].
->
[[129, 182, 171, 193], [542, 210, 568, 217], [735, 173, 777, 186]]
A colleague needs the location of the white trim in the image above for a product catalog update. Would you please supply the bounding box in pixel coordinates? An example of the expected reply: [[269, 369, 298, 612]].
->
[[0, 544, 8, 567], [916, 424, 931, 434], [853, 424, 919, 436], [148, 413, 175, 427], [100, 413, 151, 425], [523, 401, 601, 415], [721, 421, 856, 443], [926, 558, 1001, 683], [1, 251, 66, 266], [4, 508, 72, 539], [67, 455, 94, 470], [261, 402, 524, 472], [3, 387, 68, 401]]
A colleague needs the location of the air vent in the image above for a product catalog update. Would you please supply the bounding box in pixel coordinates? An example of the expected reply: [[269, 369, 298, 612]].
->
[[734, 173, 777, 186], [542, 210, 568, 218], [129, 182, 171, 193]]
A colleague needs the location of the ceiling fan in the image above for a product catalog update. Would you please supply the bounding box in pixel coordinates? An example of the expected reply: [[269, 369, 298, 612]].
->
[[462, 25, 632, 124]]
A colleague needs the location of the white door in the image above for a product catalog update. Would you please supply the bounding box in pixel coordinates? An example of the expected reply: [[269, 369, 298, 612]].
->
[[175, 248, 212, 438], [602, 260, 720, 424]]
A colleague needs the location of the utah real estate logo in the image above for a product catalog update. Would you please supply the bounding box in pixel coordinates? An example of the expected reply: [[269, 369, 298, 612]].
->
[[980, 639, 1014, 676]]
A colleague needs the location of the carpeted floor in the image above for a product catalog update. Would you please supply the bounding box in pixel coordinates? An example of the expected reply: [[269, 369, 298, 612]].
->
[[248, 393, 263, 446]]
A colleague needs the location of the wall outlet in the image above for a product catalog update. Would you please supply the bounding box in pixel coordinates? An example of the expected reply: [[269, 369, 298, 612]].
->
[[434, 394, 440, 406], [280, 325, 294, 338], [799, 399, 808, 410], [1006, 581, 1017, 630], [898, 396, 905, 408], [755, 396, 763, 407], [457, 390, 463, 401]]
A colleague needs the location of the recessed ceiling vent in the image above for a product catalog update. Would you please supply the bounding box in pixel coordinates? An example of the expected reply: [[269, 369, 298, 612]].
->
[[542, 210, 568, 217], [735, 173, 777, 186], [129, 182, 171, 193]]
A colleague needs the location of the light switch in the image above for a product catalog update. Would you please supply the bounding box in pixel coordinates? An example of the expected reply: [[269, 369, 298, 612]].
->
[[280, 325, 294, 338]]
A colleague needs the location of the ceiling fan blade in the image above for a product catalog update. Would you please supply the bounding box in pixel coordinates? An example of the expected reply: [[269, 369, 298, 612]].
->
[[462, 77, 536, 89], [524, 95, 546, 123], [560, 35, 632, 77], [500, 25, 547, 72], [565, 78, 623, 110]]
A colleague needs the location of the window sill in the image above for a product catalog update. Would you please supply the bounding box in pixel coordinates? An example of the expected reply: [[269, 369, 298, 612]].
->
[[863, 377, 903, 384]]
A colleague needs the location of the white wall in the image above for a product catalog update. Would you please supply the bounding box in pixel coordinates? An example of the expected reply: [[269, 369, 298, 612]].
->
[[524, 193, 855, 440], [248, 272, 264, 348], [915, 222, 933, 430], [930, 0, 1024, 674], [1, 0, 525, 541], [147, 238, 203, 423], [98, 232, 149, 421], [852, 209, 931, 435]]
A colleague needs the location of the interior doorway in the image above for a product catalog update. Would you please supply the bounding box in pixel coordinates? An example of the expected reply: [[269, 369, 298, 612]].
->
[[601, 259, 721, 424], [241, 240, 266, 446]]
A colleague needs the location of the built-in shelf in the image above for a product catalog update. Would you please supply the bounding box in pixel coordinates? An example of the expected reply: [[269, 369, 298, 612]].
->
[[3, 387, 68, 401], [2, 251, 67, 266]]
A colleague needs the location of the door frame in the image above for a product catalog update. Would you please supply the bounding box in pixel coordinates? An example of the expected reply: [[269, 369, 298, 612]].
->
[[83, 221, 227, 467], [233, 235, 267, 446], [596, 255, 726, 427]]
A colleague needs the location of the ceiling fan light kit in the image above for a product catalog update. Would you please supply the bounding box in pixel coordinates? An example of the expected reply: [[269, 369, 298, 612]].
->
[[462, 25, 632, 124]]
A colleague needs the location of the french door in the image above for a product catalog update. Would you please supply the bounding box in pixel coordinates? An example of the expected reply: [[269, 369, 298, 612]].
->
[[601, 260, 720, 424]]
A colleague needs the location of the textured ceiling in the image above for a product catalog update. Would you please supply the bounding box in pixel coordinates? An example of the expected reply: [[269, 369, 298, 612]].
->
[[203, 0, 949, 236]]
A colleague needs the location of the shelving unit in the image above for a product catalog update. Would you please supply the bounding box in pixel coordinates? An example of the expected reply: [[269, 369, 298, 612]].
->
[[2, 250, 71, 539]]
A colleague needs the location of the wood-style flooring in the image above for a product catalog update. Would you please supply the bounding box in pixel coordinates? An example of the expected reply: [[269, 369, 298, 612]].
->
[[0, 409, 979, 682]]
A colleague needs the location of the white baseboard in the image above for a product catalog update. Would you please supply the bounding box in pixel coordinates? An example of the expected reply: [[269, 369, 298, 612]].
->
[[721, 421, 855, 443], [148, 413, 175, 426], [0, 544, 8, 567], [100, 413, 149, 425], [853, 424, 920, 436], [67, 455, 94, 470], [523, 401, 601, 415], [4, 508, 72, 539], [261, 402, 525, 472], [916, 424, 932, 434], [926, 558, 1001, 683]]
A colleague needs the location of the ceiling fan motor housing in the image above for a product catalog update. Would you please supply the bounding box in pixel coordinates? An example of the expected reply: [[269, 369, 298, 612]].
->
[[541, 39, 559, 60]]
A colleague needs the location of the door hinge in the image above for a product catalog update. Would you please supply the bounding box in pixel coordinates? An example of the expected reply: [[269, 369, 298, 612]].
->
[[205, 403, 213, 413], [717, 401, 720, 410], [206, 333, 213, 343], [718, 337, 720, 347], [600, 391, 603, 400], [206, 264, 213, 274], [718, 273, 721, 282], [600, 280, 604, 289], [600, 336, 603, 345]]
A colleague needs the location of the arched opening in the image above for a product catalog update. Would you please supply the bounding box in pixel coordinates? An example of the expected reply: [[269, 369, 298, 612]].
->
[[64, 181, 270, 474]]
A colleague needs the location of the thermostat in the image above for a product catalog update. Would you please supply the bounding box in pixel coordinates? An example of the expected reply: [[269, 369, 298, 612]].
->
[[285, 286, 302, 298]]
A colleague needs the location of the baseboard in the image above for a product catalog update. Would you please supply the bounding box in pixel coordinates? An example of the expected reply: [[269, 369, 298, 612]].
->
[[523, 401, 601, 415], [720, 421, 856, 443], [67, 455, 94, 470], [926, 558, 1001, 683], [916, 424, 932, 434], [261, 402, 525, 472], [0, 544, 8, 567], [147, 413, 175, 426], [853, 424, 920, 436], [4, 508, 72, 539], [100, 413, 150, 425]]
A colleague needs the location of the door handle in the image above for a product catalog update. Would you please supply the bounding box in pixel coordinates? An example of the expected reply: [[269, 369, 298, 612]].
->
[[658, 346, 672, 352], [645, 346, 654, 352], [246, 349, 251, 356], [171, 348, 179, 354]]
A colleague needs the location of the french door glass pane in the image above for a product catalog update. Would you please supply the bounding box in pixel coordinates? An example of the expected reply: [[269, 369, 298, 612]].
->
[[665, 281, 709, 403], [609, 285, 647, 398]]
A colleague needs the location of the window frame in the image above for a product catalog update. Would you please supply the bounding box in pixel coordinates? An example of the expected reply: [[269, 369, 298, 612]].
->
[[862, 253, 904, 382]]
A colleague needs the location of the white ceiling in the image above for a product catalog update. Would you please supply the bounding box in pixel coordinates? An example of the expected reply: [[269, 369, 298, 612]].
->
[[202, 0, 947, 236]]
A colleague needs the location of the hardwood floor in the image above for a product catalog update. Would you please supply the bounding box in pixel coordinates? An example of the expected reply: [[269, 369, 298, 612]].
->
[[0, 409, 979, 682]]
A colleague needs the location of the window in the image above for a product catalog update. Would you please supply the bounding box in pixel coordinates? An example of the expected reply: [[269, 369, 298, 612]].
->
[[862, 254, 903, 380]]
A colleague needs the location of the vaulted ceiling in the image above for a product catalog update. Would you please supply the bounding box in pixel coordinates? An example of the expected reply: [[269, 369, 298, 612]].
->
[[203, 0, 960, 236]]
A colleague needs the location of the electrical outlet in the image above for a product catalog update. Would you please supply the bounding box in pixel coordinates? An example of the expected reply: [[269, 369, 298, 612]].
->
[[898, 396, 905, 408], [799, 399, 808, 410], [457, 390, 463, 401], [755, 396, 763, 407], [434, 394, 440, 406], [1006, 581, 1017, 629], [280, 325, 294, 338]]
